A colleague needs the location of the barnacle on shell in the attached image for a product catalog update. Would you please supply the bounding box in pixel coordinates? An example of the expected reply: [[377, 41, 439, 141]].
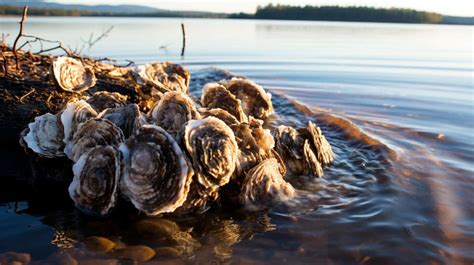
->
[[201, 83, 247, 122], [21, 113, 65, 158], [66, 118, 125, 162], [150, 91, 200, 136], [182, 117, 238, 191], [51, 56, 96, 93], [239, 158, 295, 211], [120, 125, 193, 216], [220, 78, 273, 120], [68, 145, 122, 216], [134, 62, 190, 94], [86, 91, 128, 112], [98, 104, 147, 138]]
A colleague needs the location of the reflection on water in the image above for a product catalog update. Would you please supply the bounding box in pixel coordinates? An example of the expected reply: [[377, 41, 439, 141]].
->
[[1, 18, 473, 264]]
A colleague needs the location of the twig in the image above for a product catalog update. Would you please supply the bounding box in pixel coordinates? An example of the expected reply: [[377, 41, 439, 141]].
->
[[1, 48, 7, 76], [19, 35, 71, 55], [13, 6, 28, 70], [46, 95, 52, 109], [19, 88, 35, 103], [181, 23, 186, 57]]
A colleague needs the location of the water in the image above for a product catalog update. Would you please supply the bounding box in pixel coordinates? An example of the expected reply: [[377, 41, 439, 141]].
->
[[1, 17, 473, 264]]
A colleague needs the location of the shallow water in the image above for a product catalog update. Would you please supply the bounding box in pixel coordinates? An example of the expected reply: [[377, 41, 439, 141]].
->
[[1, 17, 473, 264]]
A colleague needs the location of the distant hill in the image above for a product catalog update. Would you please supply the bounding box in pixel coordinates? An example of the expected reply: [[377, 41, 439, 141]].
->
[[0, 0, 163, 14]]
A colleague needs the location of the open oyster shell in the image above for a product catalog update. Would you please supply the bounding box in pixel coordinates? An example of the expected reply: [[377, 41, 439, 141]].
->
[[133, 62, 190, 94], [98, 104, 147, 138], [51, 56, 96, 93], [21, 113, 65, 158], [150, 91, 200, 136], [68, 145, 122, 216], [239, 158, 295, 211], [220, 78, 273, 120], [120, 125, 193, 216], [182, 117, 238, 191], [198, 108, 240, 127], [201, 83, 247, 122], [60, 100, 98, 148], [274, 121, 333, 177], [66, 118, 125, 162], [86, 91, 128, 112]]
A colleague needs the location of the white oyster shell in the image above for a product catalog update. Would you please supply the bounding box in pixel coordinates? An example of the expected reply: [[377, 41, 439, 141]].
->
[[183, 117, 238, 191], [69, 145, 122, 216], [21, 113, 65, 158], [133, 62, 190, 94], [240, 158, 295, 211], [61, 100, 98, 153], [201, 83, 247, 122], [150, 91, 200, 136], [67, 118, 125, 162], [51, 56, 96, 93], [220, 77, 273, 120], [120, 125, 193, 216]]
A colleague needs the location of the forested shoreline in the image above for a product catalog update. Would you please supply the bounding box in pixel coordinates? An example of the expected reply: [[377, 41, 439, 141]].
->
[[1, 4, 472, 25]]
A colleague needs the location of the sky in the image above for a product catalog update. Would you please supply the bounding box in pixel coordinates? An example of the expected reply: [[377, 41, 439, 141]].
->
[[50, 0, 474, 17]]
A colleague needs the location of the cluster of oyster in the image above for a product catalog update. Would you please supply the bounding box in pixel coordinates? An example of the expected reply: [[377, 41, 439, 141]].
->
[[20, 56, 334, 216]]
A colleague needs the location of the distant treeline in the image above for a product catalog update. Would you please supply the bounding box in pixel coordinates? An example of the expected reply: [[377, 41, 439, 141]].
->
[[1, 4, 472, 25], [231, 4, 444, 23], [0, 5, 225, 18], [230, 4, 474, 24]]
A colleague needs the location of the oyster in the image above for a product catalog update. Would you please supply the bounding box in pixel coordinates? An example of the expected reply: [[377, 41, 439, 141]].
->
[[134, 62, 190, 94], [201, 83, 247, 122], [150, 91, 200, 136], [182, 117, 238, 191], [60, 100, 98, 147], [21, 113, 65, 158], [198, 108, 240, 127], [66, 118, 125, 162], [120, 125, 193, 215], [98, 104, 147, 138], [274, 121, 333, 177], [68, 145, 122, 216], [86, 91, 128, 112], [240, 158, 295, 211], [175, 181, 219, 215], [220, 78, 273, 120], [51, 56, 96, 93], [232, 117, 276, 178]]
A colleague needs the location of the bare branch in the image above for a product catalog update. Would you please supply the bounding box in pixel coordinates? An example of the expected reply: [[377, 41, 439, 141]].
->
[[181, 23, 186, 57], [13, 6, 28, 70]]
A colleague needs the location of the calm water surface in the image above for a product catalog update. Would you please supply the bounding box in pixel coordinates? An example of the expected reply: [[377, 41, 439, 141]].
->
[[1, 17, 473, 264]]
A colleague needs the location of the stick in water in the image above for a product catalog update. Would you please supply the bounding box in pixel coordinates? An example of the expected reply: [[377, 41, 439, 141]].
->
[[181, 23, 186, 57]]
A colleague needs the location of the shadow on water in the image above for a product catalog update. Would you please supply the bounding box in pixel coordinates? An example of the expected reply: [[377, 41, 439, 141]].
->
[[0, 68, 472, 264]]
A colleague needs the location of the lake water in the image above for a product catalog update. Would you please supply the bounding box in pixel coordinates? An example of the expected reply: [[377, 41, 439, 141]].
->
[[1, 17, 473, 264]]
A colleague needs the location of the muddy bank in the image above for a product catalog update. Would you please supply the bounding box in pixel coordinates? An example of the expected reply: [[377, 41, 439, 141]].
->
[[0, 46, 141, 145]]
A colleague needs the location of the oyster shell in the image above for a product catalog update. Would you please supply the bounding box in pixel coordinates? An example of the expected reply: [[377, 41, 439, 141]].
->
[[220, 78, 273, 120], [274, 121, 333, 177], [120, 125, 193, 215], [86, 91, 128, 112], [150, 91, 200, 136], [182, 117, 238, 191], [198, 108, 240, 127], [201, 83, 247, 122], [175, 181, 219, 215], [66, 118, 125, 162], [60, 100, 98, 147], [68, 145, 122, 216], [21, 113, 65, 158], [51, 56, 96, 93], [239, 158, 295, 211], [98, 104, 147, 138], [134, 62, 190, 94], [232, 117, 276, 178]]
